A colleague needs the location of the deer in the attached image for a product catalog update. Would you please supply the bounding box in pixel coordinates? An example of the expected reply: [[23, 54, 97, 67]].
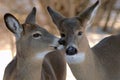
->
[[47, 0, 120, 80], [3, 7, 66, 80]]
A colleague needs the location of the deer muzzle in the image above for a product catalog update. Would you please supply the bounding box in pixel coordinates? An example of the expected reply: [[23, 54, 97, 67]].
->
[[66, 46, 77, 55]]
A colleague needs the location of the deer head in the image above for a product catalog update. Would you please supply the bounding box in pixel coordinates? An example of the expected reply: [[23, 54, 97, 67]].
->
[[47, 0, 99, 55], [4, 7, 58, 58]]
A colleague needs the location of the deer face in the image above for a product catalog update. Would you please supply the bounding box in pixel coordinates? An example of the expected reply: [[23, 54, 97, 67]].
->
[[4, 7, 59, 57], [57, 18, 86, 55], [47, 0, 99, 55], [19, 24, 57, 55]]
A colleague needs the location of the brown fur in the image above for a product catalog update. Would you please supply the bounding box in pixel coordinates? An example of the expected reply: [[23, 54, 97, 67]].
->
[[47, 0, 120, 80], [3, 7, 66, 80], [92, 34, 120, 80]]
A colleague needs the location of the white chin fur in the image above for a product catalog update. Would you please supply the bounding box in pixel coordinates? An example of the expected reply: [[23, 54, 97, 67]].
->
[[35, 50, 53, 60], [57, 45, 64, 50], [66, 52, 85, 64], [50, 38, 59, 47]]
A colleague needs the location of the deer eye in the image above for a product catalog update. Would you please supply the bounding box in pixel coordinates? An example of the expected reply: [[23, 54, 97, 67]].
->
[[32, 31, 42, 39], [60, 33, 65, 37], [78, 31, 82, 36]]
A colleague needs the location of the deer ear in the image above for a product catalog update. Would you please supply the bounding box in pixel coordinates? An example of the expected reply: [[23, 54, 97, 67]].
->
[[4, 13, 23, 39], [25, 7, 36, 24], [47, 6, 65, 27], [77, 0, 100, 27]]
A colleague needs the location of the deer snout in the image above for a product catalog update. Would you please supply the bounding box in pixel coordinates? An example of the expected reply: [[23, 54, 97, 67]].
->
[[58, 38, 66, 45], [66, 46, 77, 55]]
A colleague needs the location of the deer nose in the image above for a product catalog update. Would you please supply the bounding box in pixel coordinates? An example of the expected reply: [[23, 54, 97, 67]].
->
[[58, 38, 66, 45], [66, 46, 77, 55]]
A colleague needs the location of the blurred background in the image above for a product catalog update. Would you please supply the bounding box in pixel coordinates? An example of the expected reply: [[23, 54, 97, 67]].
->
[[0, 0, 120, 80]]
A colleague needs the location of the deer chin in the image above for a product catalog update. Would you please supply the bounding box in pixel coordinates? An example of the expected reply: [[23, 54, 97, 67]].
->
[[56, 45, 64, 50], [35, 50, 54, 60], [50, 37, 59, 46], [65, 52, 85, 64]]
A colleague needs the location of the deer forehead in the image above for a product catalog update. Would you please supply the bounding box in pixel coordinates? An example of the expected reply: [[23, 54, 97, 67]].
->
[[60, 18, 82, 31], [22, 24, 45, 35]]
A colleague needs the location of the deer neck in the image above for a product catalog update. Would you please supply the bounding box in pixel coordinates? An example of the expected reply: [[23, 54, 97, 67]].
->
[[66, 37, 102, 80], [16, 52, 42, 80], [16, 48, 53, 80]]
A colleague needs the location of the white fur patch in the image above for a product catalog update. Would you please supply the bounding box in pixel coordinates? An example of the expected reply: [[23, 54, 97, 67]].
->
[[7, 17, 23, 40], [50, 38, 59, 47], [7, 17, 22, 33], [35, 50, 53, 59], [57, 45, 64, 50], [66, 52, 85, 64]]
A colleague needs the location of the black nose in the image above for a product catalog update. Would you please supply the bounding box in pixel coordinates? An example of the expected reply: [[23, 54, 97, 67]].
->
[[66, 46, 77, 55], [58, 38, 66, 45], [54, 46, 57, 50]]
